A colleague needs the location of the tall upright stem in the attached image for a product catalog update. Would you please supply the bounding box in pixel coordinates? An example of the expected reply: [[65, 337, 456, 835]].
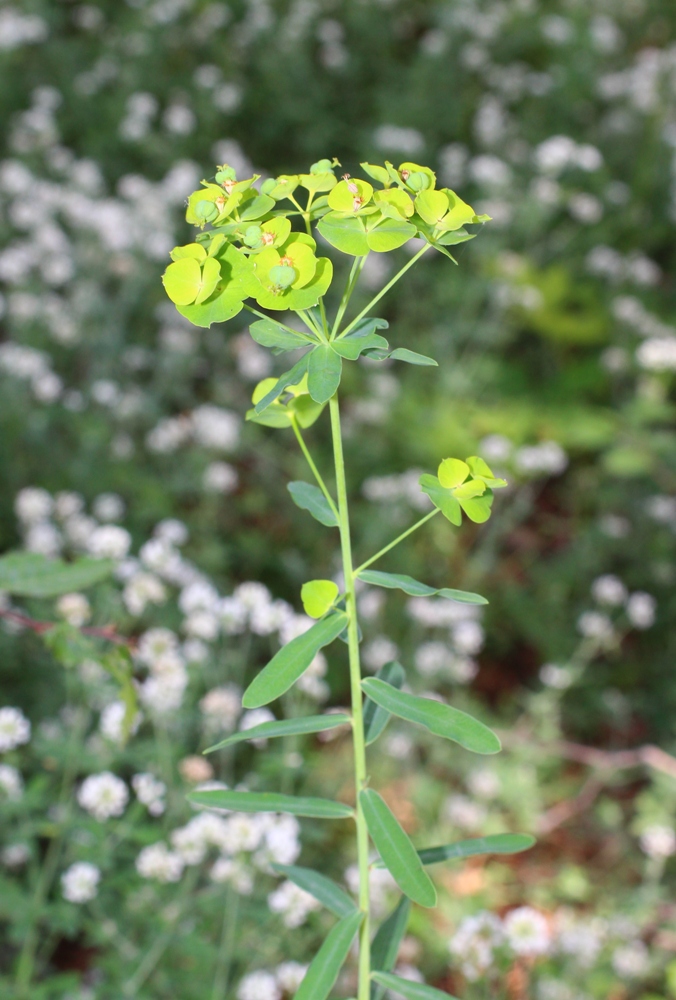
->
[[329, 394, 370, 1000]]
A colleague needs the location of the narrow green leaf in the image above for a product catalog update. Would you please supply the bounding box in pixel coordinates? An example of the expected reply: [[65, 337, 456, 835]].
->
[[417, 833, 536, 867], [189, 789, 354, 819], [294, 910, 364, 1000], [287, 481, 338, 527], [360, 679, 501, 755], [364, 661, 405, 746], [272, 863, 357, 918], [357, 570, 487, 605], [249, 319, 310, 351], [343, 317, 389, 339], [370, 897, 411, 1000], [0, 552, 115, 598], [307, 344, 342, 404], [371, 971, 459, 1000], [204, 714, 351, 753], [388, 348, 438, 366], [242, 612, 348, 709], [360, 789, 436, 908], [254, 354, 310, 415]]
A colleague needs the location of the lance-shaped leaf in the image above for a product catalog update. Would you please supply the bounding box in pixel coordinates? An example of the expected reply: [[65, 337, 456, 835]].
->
[[294, 909, 364, 1000], [343, 317, 389, 339], [332, 332, 389, 360], [0, 552, 114, 598], [189, 789, 353, 819], [370, 897, 411, 1000], [308, 345, 342, 404], [272, 863, 357, 918], [360, 789, 436, 908], [287, 481, 338, 527], [357, 570, 487, 606], [364, 661, 405, 746], [360, 679, 500, 755], [243, 612, 348, 708], [417, 833, 536, 867], [248, 319, 312, 351], [387, 348, 438, 366], [371, 972, 460, 1000], [204, 714, 351, 753], [254, 354, 311, 415]]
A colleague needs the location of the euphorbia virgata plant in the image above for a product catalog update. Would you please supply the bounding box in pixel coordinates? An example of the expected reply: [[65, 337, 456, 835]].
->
[[161, 156, 535, 1000]]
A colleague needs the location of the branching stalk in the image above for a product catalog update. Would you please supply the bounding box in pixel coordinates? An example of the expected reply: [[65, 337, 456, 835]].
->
[[289, 416, 339, 521], [354, 508, 440, 576], [328, 393, 371, 1000], [338, 243, 432, 339]]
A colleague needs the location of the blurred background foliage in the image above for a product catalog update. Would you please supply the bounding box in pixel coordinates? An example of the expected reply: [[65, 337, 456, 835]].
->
[[1, 0, 676, 997]]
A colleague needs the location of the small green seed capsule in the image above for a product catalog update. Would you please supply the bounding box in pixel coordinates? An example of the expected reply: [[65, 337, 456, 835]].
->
[[194, 200, 219, 222], [243, 225, 263, 247], [215, 165, 237, 184], [406, 171, 431, 192], [310, 158, 333, 175], [269, 264, 296, 289]]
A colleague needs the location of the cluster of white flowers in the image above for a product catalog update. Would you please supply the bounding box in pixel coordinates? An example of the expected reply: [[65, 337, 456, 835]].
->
[[534, 135, 603, 175], [146, 404, 241, 455], [0, 342, 63, 403], [136, 805, 302, 891], [586, 246, 661, 287], [61, 861, 101, 903], [450, 906, 550, 980], [407, 598, 484, 684], [77, 771, 129, 821], [638, 824, 676, 860], [267, 879, 321, 928], [0, 707, 31, 752], [132, 773, 167, 816], [237, 963, 309, 1000], [583, 574, 657, 633], [362, 469, 430, 511], [0, 9, 48, 53]]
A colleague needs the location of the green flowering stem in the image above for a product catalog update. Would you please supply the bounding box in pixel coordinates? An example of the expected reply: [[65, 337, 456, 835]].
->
[[289, 415, 339, 521], [242, 304, 318, 343], [337, 242, 432, 340], [331, 254, 368, 339], [354, 508, 441, 576], [328, 393, 371, 1000]]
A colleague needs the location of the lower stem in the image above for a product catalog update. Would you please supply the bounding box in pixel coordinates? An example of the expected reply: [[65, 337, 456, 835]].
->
[[329, 394, 370, 1000]]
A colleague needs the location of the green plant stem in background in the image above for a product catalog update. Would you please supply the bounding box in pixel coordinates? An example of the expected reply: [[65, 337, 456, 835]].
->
[[331, 255, 368, 338], [329, 393, 371, 1000], [210, 885, 239, 1000], [354, 508, 440, 576]]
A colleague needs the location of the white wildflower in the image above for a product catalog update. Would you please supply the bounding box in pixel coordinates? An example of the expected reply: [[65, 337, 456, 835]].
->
[[0, 707, 31, 751], [210, 856, 254, 894], [25, 522, 62, 556], [2, 843, 30, 868], [203, 461, 238, 493], [132, 773, 166, 816], [577, 611, 614, 641], [14, 487, 52, 523], [237, 971, 281, 1000], [87, 524, 132, 559], [639, 824, 676, 860], [136, 842, 184, 882], [268, 879, 321, 928], [626, 592, 656, 629], [123, 572, 166, 615], [92, 493, 125, 522], [444, 794, 487, 831], [61, 861, 100, 903], [77, 771, 128, 821], [137, 627, 179, 664], [591, 575, 627, 606], [99, 701, 142, 744], [192, 404, 240, 451], [275, 961, 308, 992], [504, 907, 551, 957], [56, 592, 91, 627], [362, 636, 399, 672], [611, 940, 649, 978], [200, 685, 242, 731], [240, 709, 275, 747]]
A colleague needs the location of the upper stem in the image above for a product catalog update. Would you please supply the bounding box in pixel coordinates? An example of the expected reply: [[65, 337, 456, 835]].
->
[[289, 416, 339, 521], [337, 243, 432, 340], [354, 508, 440, 576], [328, 394, 371, 1000]]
